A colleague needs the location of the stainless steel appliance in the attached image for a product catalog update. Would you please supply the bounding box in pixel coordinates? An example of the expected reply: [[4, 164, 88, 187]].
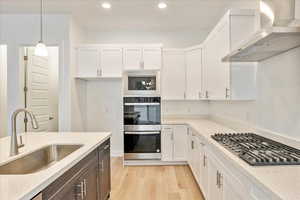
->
[[123, 97, 161, 160], [212, 133, 300, 166], [123, 70, 160, 97], [223, 0, 300, 62]]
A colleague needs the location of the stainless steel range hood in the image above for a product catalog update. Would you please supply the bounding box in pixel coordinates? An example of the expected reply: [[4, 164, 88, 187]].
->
[[223, 0, 300, 62]]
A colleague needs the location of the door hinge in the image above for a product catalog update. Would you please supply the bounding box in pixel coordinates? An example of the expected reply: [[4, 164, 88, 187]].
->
[[24, 87, 28, 92]]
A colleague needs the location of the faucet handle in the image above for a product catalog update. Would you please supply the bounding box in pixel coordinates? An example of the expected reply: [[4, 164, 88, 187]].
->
[[18, 135, 25, 148]]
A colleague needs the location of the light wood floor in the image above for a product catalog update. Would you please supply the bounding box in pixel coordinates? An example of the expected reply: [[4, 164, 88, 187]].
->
[[110, 157, 205, 200]]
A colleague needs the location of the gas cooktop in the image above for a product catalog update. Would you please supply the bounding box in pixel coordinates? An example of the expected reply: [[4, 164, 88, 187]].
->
[[211, 133, 300, 166]]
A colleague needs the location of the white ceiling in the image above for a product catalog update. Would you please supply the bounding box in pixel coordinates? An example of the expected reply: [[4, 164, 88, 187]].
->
[[0, 0, 259, 46]]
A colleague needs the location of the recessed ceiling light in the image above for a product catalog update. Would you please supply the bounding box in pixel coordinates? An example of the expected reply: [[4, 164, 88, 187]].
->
[[158, 2, 167, 9], [102, 2, 111, 9]]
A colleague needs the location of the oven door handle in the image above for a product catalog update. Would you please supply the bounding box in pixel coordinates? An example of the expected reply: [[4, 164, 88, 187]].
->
[[124, 103, 160, 106], [125, 131, 161, 135]]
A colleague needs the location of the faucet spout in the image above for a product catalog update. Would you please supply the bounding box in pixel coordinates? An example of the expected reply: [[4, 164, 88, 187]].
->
[[10, 109, 39, 156]]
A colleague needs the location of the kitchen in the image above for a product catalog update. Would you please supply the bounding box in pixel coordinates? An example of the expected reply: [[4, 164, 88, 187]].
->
[[0, 0, 300, 200]]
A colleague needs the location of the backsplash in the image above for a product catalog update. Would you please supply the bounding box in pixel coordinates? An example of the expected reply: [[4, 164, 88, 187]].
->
[[162, 100, 209, 116]]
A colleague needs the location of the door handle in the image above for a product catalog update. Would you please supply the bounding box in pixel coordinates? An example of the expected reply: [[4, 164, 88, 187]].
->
[[49, 116, 54, 120]]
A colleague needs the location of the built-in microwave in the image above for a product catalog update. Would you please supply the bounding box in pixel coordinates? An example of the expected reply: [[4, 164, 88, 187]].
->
[[123, 71, 160, 96]]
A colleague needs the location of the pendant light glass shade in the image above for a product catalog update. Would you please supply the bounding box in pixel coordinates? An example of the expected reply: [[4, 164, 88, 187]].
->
[[35, 41, 48, 57], [35, 0, 48, 57]]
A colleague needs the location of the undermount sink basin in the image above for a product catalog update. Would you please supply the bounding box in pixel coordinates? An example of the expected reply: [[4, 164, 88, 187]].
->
[[0, 144, 83, 175]]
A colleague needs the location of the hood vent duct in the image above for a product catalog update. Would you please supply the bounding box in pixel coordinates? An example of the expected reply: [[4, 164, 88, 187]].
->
[[223, 0, 300, 62]]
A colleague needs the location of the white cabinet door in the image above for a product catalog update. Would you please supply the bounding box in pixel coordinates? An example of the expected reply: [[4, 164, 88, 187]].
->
[[187, 128, 193, 166], [208, 157, 223, 200], [212, 21, 230, 99], [161, 126, 174, 161], [143, 48, 162, 70], [100, 48, 123, 77], [123, 47, 142, 70], [173, 125, 188, 161], [223, 179, 245, 200], [185, 48, 202, 100], [77, 48, 99, 77], [162, 50, 186, 100]]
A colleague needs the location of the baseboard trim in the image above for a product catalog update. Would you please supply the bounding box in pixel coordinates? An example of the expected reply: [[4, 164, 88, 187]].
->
[[124, 160, 187, 166]]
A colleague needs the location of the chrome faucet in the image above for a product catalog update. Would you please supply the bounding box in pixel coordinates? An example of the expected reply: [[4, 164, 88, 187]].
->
[[10, 109, 39, 156]]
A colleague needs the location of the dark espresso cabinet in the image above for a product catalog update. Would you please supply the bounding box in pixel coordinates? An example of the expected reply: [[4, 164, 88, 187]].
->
[[98, 140, 111, 200], [39, 139, 111, 200]]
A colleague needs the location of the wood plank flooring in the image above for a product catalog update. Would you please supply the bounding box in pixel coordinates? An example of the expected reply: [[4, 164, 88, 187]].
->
[[110, 157, 205, 200]]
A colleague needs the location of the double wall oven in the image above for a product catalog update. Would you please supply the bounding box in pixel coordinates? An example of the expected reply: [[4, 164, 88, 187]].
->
[[123, 96, 161, 160]]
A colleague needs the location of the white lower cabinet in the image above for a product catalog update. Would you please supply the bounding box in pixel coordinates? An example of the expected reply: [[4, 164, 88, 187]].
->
[[161, 125, 188, 162], [208, 155, 224, 200]]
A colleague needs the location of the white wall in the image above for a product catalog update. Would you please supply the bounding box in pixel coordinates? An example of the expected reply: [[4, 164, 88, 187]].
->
[[0, 45, 7, 138], [162, 101, 209, 116], [0, 14, 77, 135], [86, 30, 209, 48], [70, 18, 88, 131], [85, 80, 123, 156], [209, 47, 300, 140]]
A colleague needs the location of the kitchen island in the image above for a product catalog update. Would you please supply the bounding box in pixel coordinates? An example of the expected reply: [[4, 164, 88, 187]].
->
[[0, 132, 111, 200]]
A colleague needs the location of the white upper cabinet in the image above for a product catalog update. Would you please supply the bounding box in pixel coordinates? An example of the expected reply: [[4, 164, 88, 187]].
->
[[162, 49, 186, 100], [100, 47, 123, 77], [123, 46, 162, 71], [123, 47, 143, 70], [202, 10, 258, 100], [143, 48, 162, 70], [76, 46, 123, 79], [77, 48, 99, 77], [185, 47, 203, 100]]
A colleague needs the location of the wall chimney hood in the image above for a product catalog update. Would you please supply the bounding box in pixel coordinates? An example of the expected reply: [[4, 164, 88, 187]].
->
[[223, 0, 300, 62]]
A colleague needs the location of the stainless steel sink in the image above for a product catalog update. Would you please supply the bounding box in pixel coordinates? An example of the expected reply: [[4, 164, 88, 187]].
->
[[0, 144, 83, 175]]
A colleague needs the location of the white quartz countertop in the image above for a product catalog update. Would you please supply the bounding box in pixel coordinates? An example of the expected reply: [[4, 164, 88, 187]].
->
[[163, 117, 300, 200], [0, 132, 111, 200]]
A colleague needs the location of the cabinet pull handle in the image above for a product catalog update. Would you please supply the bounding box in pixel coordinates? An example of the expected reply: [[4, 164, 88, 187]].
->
[[225, 88, 230, 98], [205, 91, 209, 99], [191, 140, 194, 149], [219, 173, 223, 189], [101, 160, 104, 172], [75, 181, 84, 200], [83, 179, 87, 197], [216, 171, 219, 187], [203, 155, 206, 167]]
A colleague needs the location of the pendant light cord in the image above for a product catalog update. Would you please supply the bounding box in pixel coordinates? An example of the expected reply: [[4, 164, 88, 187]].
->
[[40, 0, 43, 42]]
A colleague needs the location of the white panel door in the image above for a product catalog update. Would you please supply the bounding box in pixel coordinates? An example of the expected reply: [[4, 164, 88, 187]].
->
[[161, 126, 174, 161], [27, 49, 50, 132], [77, 48, 99, 77], [162, 50, 186, 100], [123, 47, 142, 70], [186, 48, 202, 100], [143, 48, 162, 70], [173, 125, 188, 161], [208, 157, 223, 200], [100, 48, 123, 77]]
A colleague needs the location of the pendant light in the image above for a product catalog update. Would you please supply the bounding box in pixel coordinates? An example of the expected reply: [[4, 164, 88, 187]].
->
[[35, 0, 48, 57]]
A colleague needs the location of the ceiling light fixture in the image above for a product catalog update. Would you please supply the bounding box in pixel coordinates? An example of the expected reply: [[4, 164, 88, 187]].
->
[[102, 2, 112, 9], [35, 0, 48, 57], [158, 2, 167, 9]]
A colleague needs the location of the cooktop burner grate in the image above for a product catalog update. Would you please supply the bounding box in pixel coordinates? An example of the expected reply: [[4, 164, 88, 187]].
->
[[211, 133, 300, 166]]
